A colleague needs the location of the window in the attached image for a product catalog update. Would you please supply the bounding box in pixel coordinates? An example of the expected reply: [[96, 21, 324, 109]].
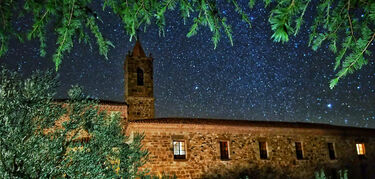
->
[[220, 141, 229, 160], [137, 68, 144, 86], [356, 143, 365, 155], [173, 141, 186, 159], [327, 143, 336, 160], [259, 141, 268, 159], [295, 142, 303, 160]]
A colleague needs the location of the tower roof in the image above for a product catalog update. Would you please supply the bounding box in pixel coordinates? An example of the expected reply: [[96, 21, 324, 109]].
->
[[131, 39, 146, 57]]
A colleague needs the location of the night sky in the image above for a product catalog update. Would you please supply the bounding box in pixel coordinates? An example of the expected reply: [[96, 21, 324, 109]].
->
[[2, 2, 375, 128]]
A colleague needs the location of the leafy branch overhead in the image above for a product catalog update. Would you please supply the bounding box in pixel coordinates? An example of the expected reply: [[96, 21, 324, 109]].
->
[[0, 0, 374, 88]]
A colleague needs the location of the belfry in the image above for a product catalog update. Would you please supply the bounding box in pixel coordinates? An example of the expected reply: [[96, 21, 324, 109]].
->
[[124, 38, 155, 120]]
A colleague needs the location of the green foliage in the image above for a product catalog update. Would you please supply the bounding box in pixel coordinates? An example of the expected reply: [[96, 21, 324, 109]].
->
[[0, 67, 148, 178], [14, 0, 114, 70], [1, 0, 375, 88], [307, 0, 375, 88], [0, 68, 63, 178], [314, 169, 326, 179], [0, 0, 17, 57], [314, 169, 348, 179], [268, 0, 312, 43], [249, 0, 256, 9]]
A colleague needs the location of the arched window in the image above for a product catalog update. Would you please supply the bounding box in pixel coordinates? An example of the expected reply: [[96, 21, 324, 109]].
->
[[137, 68, 144, 86]]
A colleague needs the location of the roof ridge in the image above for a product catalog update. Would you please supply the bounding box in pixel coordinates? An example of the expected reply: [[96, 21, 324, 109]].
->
[[128, 117, 375, 131]]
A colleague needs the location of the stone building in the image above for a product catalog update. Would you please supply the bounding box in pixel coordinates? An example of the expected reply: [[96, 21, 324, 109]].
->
[[126, 118, 375, 178], [124, 39, 155, 120], [104, 40, 375, 178]]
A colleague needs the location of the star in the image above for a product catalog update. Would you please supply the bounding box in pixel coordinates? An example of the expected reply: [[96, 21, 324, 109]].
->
[[2, 1, 375, 128]]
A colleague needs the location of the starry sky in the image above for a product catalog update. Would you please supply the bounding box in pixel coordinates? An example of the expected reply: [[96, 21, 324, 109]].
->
[[1, 2, 375, 128]]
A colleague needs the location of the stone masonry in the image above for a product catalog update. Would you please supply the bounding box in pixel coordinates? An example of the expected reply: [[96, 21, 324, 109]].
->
[[126, 118, 375, 179], [120, 39, 375, 178], [124, 39, 155, 120]]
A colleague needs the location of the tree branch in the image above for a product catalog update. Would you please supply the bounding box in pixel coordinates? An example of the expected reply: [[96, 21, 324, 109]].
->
[[0, 9, 5, 27], [56, 0, 75, 56], [347, 0, 357, 42], [134, 0, 145, 18], [30, 10, 49, 37], [339, 32, 375, 79]]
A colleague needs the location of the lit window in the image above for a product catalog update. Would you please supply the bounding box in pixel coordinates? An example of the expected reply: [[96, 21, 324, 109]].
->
[[327, 143, 336, 160], [137, 68, 144, 86], [173, 141, 186, 159], [259, 141, 268, 159], [295, 142, 303, 160], [356, 143, 365, 155], [220, 141, 229, 160]]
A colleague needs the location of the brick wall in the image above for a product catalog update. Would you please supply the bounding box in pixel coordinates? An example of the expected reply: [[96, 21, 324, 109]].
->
[[127, 119, 375, 179]]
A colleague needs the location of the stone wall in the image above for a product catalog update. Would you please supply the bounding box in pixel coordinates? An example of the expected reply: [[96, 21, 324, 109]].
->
[[47, 101, 128, 139], [98, 102, 128, 132], [124, 55, 155, 120], [98, 103, 127, 120], [127, 119, 375, 179], [124, 56, 153, 98], [126, 97, 154, 120], [53, 101, 127, 125]]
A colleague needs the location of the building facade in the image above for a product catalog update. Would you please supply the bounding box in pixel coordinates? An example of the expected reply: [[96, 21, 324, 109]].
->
[[126, 118, 375, 178], [104, 40, 375, 178]]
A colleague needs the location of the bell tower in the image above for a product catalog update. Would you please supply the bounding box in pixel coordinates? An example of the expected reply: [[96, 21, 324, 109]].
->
[[124, 38, 155, 120]]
